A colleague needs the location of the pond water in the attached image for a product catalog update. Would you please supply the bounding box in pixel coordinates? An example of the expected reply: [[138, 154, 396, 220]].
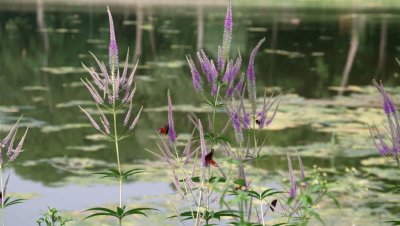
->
[[1, 1, 400, 225]]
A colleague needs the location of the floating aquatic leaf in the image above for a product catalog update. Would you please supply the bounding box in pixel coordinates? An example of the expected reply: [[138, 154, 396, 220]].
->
[[247, 27, 268, 32], [66, 144, 107, 152], [22, 86, 48, 91], [147, 60, 185, 69], [41, 123, 91, 133], [41, 67, 86, 75], [56, 100, 94, 108]]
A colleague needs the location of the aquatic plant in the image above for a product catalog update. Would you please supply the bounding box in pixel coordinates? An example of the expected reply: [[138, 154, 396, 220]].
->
[[36, 207, 72, 226], [369, 79, 400, 225], [148, 0, 344, 224], [79, 7, 155, 225], [0, 116, 28, 226], [369, 79, 400, 167], [148, 0, 334, 225], [285, 151, 338, 225]]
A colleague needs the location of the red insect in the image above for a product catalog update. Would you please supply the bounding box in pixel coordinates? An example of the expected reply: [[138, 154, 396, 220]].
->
[[157, 125, 169, 135], [205, 149, 218, 167]]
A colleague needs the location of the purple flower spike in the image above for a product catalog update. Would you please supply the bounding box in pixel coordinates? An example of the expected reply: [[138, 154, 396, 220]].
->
[[235, 72, 244, 93], [124, 101, 133, 126], [79, 106, 101, 132], [296, 151, 306, 181], [247, 38, 265, 81], [230, 54, 242, 83], [167, 90, 176, 143], [210, 60, 218, 81], [6, 129, 16, 157], [287, 153, 297, 198], [210, 60, 219, 96], [1, 116, 22, 148], [222, 60, 233, 83], [172, 169, 184, 197], [217, 45, 225, 72], [107, 7, 118, 76], [9, 128, 29, 162], [373, 80, 397, 114], [197, 50, 213, 84], [0, 146, 2, 165], [369, 125, 395, 156], [235, 95, 251, 129], [211, 82, 218, 97], [81, 79, 104, 105], [247, 38, 265, 114], [186, 55, 202, 92], [258, 94, 281, 129], [198, 119, 207, 166], [129, 105, 143, 131], [232, 111, 244, 143], [222, 0, 232, 61], [226, 82, 234, 97]]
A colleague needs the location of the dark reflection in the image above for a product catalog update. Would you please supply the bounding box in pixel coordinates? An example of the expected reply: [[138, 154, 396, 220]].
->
[[375, 17, 388, 78], [148, 9, 157, 55], [196, 6, 204, 51], [268, 16, 278, 82], [133, 4, 143, 63], [36, 0, 53, 113], [1, 6, 400, 184], [338, 15, 364, 95]]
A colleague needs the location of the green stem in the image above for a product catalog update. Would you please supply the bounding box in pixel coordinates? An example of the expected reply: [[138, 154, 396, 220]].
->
[[119, 218, 122, 226], [253, 129, 264, 225], [0, 166, 3, 226], [211, 83, 221, 135], [206, 167, 210, 211], [113, 107, 122, 207], [239, 201, 244, 222], [260, 200, 265, 226]]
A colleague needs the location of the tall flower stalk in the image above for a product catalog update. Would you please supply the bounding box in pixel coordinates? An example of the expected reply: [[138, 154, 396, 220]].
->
[[0, 116, 29, 226], [369, 79, 400, 167], [81, 7, 153, 225], [182, 0, 282, 224]]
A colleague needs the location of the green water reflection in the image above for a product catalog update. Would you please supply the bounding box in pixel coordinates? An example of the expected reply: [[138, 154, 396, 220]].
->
[[0, 3, 400, 225]]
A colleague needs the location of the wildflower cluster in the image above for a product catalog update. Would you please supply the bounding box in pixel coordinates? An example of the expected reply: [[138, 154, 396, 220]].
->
[[0, 117, 28, 226], [186, 0, 243, 98], [369, 79, 400, 166], [148, 1, 320, 225], [78, 7, 154, 225]]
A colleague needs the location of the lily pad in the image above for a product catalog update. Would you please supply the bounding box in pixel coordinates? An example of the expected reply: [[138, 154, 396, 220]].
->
[[41, 123, 91, 133], [41, 67, 86, 75], [66, 144, 107, 152]]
